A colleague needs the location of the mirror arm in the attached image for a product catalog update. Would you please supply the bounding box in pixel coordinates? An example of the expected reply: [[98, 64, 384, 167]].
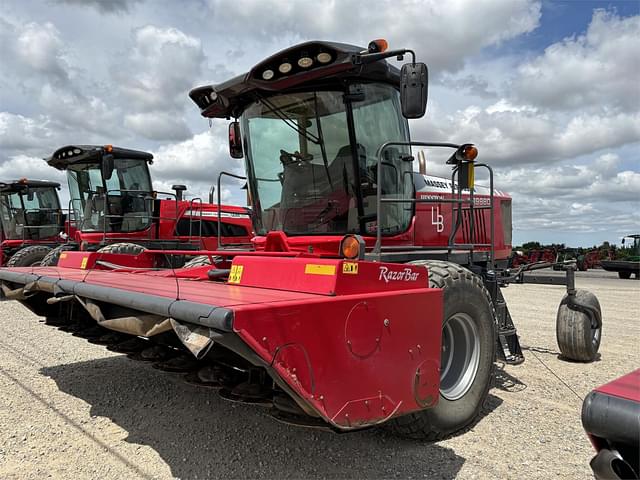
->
[[352, 49, 415, 66]]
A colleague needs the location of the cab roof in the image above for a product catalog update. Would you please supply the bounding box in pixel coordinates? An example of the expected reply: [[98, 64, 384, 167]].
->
[[0, 179, 61, 193], [189, 40, 401, 119], [47, 145, 153, 170]]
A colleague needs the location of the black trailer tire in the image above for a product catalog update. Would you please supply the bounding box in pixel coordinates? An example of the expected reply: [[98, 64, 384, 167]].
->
[[6, 245, 52, 267], [40, 245, 71, 267], [182, 255, 213, 268], [388, 260, 496, 440], [556, 289, 602, 362], [618, 271, 631, 280], [96, 242, 146, 255]]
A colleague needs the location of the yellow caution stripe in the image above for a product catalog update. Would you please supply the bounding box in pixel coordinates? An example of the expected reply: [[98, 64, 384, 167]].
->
[[304, 264, 336, 276]]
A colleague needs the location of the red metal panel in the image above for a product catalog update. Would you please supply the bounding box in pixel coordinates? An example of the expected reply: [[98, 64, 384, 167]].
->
[[226, 256, 428, 296], [232, 288, 443, 428], [595, 369, 640, 403]]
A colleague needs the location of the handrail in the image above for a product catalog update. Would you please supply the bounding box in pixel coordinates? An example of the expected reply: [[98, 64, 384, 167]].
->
[[216, 171, 251, 251], [372, 141, 496, 268], [188, 197, 204, 248]]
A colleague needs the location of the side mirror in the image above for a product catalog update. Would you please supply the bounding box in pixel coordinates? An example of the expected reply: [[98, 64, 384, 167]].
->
[[400, 62, 428, 119], [229, 121, 243, 159], [102, 154, 115, 180]]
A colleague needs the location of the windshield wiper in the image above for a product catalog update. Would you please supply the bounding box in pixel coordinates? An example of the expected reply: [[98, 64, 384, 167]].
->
[[257, 95, 321, 145]]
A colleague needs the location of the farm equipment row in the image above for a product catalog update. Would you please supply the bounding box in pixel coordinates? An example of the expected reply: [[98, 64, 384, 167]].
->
[[0, 39, 604, 439], [1, 145, 253, 268]]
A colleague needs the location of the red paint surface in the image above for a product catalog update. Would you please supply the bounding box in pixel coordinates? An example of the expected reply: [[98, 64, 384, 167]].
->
[[595, 369, 640, 403]]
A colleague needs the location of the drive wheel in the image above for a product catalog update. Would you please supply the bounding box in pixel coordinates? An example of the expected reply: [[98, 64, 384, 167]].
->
[[556, 289, 601, 362], [618, 271, 631, 279], [96, 242, 146, 255], [182, 255, 214, 268], [6, 245, 52, 267], [388, 260, 496, 440], [40, 245, 72, 267]]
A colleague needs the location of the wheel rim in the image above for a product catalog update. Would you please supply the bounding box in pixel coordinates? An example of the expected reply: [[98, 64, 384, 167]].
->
[[591, 323, 601, 348], [440, 313, 481, 401]]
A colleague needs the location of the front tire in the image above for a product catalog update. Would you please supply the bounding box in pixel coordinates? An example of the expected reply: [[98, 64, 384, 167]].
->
[[388, 260, 496, 440], [6, 245, 52, 267], [618, 271, 631, 279]]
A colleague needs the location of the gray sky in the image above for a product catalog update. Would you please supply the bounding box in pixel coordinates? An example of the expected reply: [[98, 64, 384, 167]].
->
[[0, 0, 638, 246]]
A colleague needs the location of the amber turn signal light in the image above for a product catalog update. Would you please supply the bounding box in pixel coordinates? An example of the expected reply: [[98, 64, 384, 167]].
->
[[462, 145, 478, 161], [368, 39, 388, 53], [340, 234, 366, 260]]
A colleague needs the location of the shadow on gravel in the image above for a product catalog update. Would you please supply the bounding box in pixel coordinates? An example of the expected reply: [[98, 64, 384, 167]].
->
[[42, 356, 466, 480], [521, 345, 602, 363], [494, 363, 527, 393]]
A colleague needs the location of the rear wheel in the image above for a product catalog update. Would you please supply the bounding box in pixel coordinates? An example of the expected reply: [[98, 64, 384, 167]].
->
[[618, 271, 631, 279], [96, 242, 146, 255], [182, 255, 213, 269], [556, 289, 601, 362], [6, 245, 52, 267], [388, 260, 496, 440], [41, 245, 71, 267]]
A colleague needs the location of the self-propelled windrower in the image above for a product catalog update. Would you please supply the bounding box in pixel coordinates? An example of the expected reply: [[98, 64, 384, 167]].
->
[[0, 39, 602, 439]]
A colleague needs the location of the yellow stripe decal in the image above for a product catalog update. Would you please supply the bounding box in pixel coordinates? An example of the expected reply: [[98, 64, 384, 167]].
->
[[304, 264, 336, 276]]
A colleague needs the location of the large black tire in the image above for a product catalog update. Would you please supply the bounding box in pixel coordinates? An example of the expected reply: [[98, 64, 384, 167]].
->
[[556, 289, 601, 362], [618, 271, 631, 279], [388, 260, 496, 440], [96, 242, 146, 255], [40, 245, 71, 267], [182, 255, 213, 268], [6, 245, 52, 267]]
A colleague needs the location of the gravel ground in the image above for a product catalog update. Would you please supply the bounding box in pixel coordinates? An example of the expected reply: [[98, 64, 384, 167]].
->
[[0, 270, 638, 479]]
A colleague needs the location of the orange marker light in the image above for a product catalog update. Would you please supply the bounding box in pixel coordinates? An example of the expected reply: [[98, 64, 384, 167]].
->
[[463, 145, 478, 161], [341, 235, 361, 259], [368, 39, 388, 53], [104, 144, 113, 153]]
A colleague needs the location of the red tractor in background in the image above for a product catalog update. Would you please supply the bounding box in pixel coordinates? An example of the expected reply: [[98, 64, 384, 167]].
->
[[0, 179, 68, 267], [39, 144, 253, 267], [510, 248, 557, 268], [0, 40, 603, 440]]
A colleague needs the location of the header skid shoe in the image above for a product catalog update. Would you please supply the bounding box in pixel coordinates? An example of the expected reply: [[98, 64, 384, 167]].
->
[[0, 256, 443, 430]]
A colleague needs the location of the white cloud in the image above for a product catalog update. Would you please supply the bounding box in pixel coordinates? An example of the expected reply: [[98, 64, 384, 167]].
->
[[114, 25, 205, 113], [205, 0, 541, 72], [513, 10, 640, 112], [0, 112, 55, 151], [151, 128, 246, 204], [0, 154, 65, 184], [124, 112, 191, 141], [415, 102, 640, 166], [55, 0, 143, 14]]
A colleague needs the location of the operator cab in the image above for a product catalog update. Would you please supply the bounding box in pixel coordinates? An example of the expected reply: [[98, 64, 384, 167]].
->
[[48, 145, 153, 233], [0, 179, 62, 240], [190, 40, 428, 242]]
